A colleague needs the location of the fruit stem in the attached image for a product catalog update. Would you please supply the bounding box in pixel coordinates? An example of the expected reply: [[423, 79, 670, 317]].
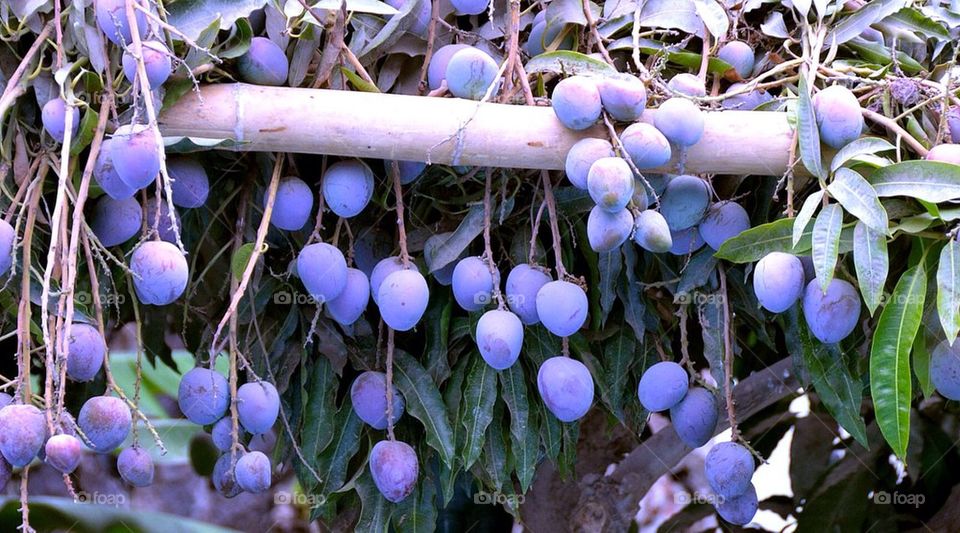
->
[[483, 169, 506, 309], [390, 161, 411, 268], [718, 264, 740, 441], [385, 328, 397, 441]]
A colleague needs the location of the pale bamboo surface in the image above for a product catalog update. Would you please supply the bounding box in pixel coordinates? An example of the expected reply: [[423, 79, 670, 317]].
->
[[158, 83, 800, 176]]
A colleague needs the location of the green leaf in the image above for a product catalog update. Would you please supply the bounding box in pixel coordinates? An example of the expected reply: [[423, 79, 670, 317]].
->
[[355, 470, 392, 532], [870, 264, 926, 461], [824, 0, 907, 46], [310, 396, 364, 497], [640, 0, 703, 36], [545, 0, 589, 27], [869, 161, 960, 203], [845, 40, 923, 74], [676, 247, 718, 295], [340, 67, 381, 93], [812, 203, 843, 291], [853, 222, 888, 316], [618, 245, 646, 339], [428, 199, 513, 273], [607, 38, 734, 74], [598, 250, 622, 327], [797, 76, 825, 179], [793, 190, 823, 247], [693, 0, 729, 38], [459, 353, 497, 470], [393, 474, 437, 533], [69, 107, 98, 156], [230, 242, 259, 279], [166, 0, 270, 41], [525, 51, 617, 76], [599, 328, 637, 421], [830, 137, 897, 172], [913, 331, 933, 399], [310, 0, 399, 14], [790, 308, 869, 447], [499, 365, 537, 492], [300, 356, 337, 490], [716, 218, 811, 263], [478, 403, 509, 491], [828, 168, 888, 235], [393, 351, 456, 467], [937, 239, 960, 344], [699, 298, 726, 398]]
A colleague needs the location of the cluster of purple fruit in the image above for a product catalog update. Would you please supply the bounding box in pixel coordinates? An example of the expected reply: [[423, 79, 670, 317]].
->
[[177, 367, 280, 496]]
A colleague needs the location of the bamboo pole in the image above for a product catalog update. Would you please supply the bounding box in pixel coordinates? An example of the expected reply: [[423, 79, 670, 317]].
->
[[158, 84, 802, 176]]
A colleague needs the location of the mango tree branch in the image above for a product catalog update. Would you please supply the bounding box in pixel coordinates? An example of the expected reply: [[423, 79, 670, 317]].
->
[[158, 84, 807, 176]]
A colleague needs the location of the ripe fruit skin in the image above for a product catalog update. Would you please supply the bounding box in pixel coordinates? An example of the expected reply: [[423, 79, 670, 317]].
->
[[270, 176, 314, 231], [178, 367, 230, 425], [450, 0, 488, 14], [64, 323, 106, 382], [813, 85, 864, 149], [351, 371, 405, 430], [587, 157, 634, 213], [802, 278, 861, 344], [117, 446, 155, 487], [0, 220, 13, 277], [452, 257, 496, 311], [213, 453, 243, 498], [93, 139, 137, 200], [721, 82, 773, 110], [753, 252, 805, 313], [41, 98, 80, 143], [598, 74, 647, 122], [552, 76, 602, 131], [537, 356, 594, 422], [95, 0, 148, 45], [446, 47, 499, 100], [297, 242, 348, 304], [326, 268, 370, 325], [91, 195, 141, 247], [632, 210, 673, 253], [705, 441, 755, 499], [660, 175, 710, 231], [131, 241, 189, 305], [44, 434, 82, 474], [699, 202, 751, 250], [0, 405, 46, 467], [717, 41, 755, 79], [396, 161, 426, 185], [78, 396, 131, 453], [238, 37, 289, 86], [637, 361, 688, 412], [369, 440, 419, 503], [669, 387, 718, 448], [378, 269, 430, 331], [667, 73, 706, 97], [167, 157, 210, 208], [423, 233, 459, 286], [621, 123, 672, 169], [587, 205, 633, 253], [237, 381, 280, 435], [536, 280, 588, 337], [476, 310, 524, 370], [322, 160, 375, 218], [144, 198, 181, 244], [236, 450, 272, 493], [566, 138, 614, 189], [211, 417, 242, 452], [925, 144, 960, 165], [122, 40, 172, 87], [930, 340, 960, 400], [653, 98, 704, 148], [505, 264, 551, 325], [669, 226, 705, 255], [111, 124, 161, 191], [428, 44, 470, 90], [370, 256, 406, 304], [715, 482, 758, 525]]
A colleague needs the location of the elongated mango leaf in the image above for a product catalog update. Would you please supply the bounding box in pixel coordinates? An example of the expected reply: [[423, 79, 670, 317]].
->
[[823, 0, 907, 46], [937, 239, 960, 344], [166, 0, 269, 41], [356, 471, 392, 531], [717, 218, 810, 262], [913, 331, 934, 399], [794, 190, 823, 247], [870, 264, 926, 461], [499, 364, 537, 492], [797, 76, 825, 179], [828, 168, 888, 235], [830, 137, 896, 172], [789, 308, 869, 448], [852, 222, 888, 316], [459, 353, 497, 470], [812, 203, 843, 292], [869, 161, 960, 202], [393, 351, 456, 467], [525, 51, 616, 76]]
